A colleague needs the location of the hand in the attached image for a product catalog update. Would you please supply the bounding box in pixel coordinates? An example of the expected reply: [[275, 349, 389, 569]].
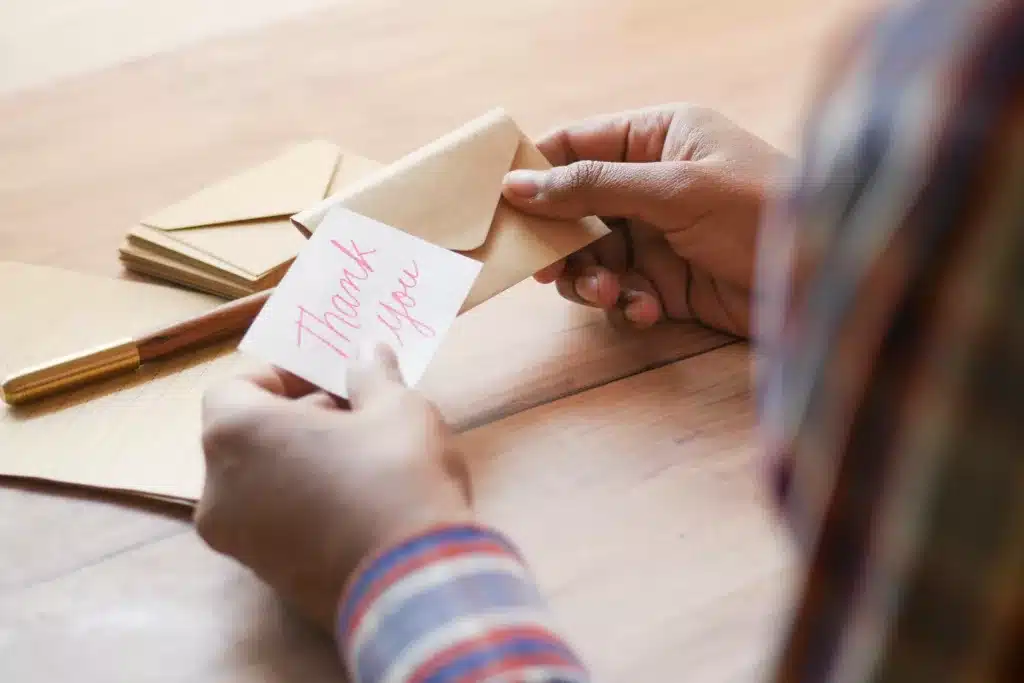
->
[[194, 343, 471, 632], [502, 104, 791, 337]]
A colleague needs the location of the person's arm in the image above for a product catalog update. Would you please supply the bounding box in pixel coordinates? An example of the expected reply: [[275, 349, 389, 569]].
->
[[756, 2, 1024, 681], [337, 523, 589, 683], [195, 344, 590, 682]]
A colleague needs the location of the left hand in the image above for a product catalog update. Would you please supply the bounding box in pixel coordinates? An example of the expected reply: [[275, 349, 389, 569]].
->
[[502, 105, 791, 337], [194, 343, 472, 632]]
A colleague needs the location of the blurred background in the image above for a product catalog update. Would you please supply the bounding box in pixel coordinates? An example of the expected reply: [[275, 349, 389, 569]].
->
[[1, 0, 339, 93], [1, 0, 860, 281], [1, 0, 857, 137]]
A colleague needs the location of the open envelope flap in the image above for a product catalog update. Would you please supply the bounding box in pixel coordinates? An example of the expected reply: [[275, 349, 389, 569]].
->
[[460, 143, 608, 311], [295, 109, 521, 252], [142, 141, 341, 230]]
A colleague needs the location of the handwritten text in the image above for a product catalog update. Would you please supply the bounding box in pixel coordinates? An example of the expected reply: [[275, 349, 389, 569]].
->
[[376, 261, 436, 347], [295, 240, 435, 357]]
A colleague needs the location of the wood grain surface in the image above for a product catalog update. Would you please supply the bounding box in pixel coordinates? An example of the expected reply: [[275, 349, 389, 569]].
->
[[0, 0, 859, 681], [1, 346, 793, 683]]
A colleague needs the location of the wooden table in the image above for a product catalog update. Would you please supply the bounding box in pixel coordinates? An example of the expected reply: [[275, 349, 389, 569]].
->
[[0, 1, 856, 680]]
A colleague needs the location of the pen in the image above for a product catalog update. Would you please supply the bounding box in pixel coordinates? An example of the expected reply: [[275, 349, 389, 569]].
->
[[1, 288, 273, 406]]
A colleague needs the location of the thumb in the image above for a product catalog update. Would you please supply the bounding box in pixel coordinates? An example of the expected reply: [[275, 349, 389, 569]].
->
[[346, 341, 405, 410], [501, 160, 697, 224]]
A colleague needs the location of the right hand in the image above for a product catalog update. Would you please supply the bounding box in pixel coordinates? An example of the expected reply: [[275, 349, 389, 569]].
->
[[501, 104, 791, 337]]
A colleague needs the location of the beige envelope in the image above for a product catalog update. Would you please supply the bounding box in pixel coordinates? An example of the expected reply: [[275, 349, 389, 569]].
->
[[118, 240, 261, 299], [292, 109, 610, 311], [131, 141, 381, 282]]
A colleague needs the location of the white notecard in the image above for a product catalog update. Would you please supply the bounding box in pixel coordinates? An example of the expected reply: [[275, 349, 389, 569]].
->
[[239, 207, 483, 397]]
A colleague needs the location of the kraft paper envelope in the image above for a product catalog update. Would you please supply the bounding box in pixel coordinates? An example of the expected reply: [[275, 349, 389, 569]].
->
[[0, 262, 252, 503], [128, 141, 381, 284], [292, 108, 610, 311], [118, 239, 262, 299]]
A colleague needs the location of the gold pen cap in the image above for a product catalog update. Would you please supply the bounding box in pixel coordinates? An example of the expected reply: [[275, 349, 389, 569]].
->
[[1, 339, 140, 406]]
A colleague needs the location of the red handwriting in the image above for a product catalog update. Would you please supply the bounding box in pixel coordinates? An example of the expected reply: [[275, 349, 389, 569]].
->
[[295, 240, 377, 357], [295, 305, 353, 358], [293, 242, 436, 357], [376, 261, 436, 347], [327, 239, 376, 323]]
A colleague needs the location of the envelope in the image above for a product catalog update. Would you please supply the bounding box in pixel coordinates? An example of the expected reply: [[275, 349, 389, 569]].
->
[[128, 141, 381, 284], [292, 109, 610, 311], [118, 239, 261, 299]]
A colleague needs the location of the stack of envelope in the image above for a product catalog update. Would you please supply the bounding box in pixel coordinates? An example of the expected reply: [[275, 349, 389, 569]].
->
[[120, 142, 381, 299]]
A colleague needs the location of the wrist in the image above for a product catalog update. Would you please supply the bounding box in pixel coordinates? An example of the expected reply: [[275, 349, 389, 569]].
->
[[365, 503, 476, 569], [335, 520, 519, 641]]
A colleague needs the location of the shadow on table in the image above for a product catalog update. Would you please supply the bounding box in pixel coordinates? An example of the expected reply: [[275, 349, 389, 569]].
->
[[226, 575, 348, 682], [0, 476, 193, 520]]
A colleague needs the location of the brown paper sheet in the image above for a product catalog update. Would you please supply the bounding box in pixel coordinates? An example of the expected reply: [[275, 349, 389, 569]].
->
[[0, 262, 256, 501]]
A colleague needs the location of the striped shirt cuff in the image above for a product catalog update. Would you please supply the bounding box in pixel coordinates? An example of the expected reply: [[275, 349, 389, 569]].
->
[[337, 523, 589, 683]]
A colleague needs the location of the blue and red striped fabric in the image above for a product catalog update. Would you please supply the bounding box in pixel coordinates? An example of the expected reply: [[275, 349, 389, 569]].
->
[[336, 524, 589, 683]]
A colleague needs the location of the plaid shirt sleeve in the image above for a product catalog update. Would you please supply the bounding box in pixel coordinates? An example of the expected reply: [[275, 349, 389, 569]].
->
[[756, 1, 1024, 682], [335, 524, 589, 683]]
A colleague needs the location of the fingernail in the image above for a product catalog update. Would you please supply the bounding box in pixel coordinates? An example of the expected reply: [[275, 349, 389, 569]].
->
[[577, 275, 600, 303], [620, 289, 658, 328], [619, 289, 641, 307], [503, 169, 547, 198]]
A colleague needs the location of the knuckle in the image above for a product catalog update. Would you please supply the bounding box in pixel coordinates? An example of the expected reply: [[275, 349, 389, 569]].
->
[[199, 382, 274, 463], [562, 159, 606, 194], [200, 414, 245, 463], [663, 161, 699, 190], [200, 384, 224, 419], [370, 389, 448, 448], [652, 157, 704, 195], [397, 390, 438, 425], [200, 381, 240, 426]]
